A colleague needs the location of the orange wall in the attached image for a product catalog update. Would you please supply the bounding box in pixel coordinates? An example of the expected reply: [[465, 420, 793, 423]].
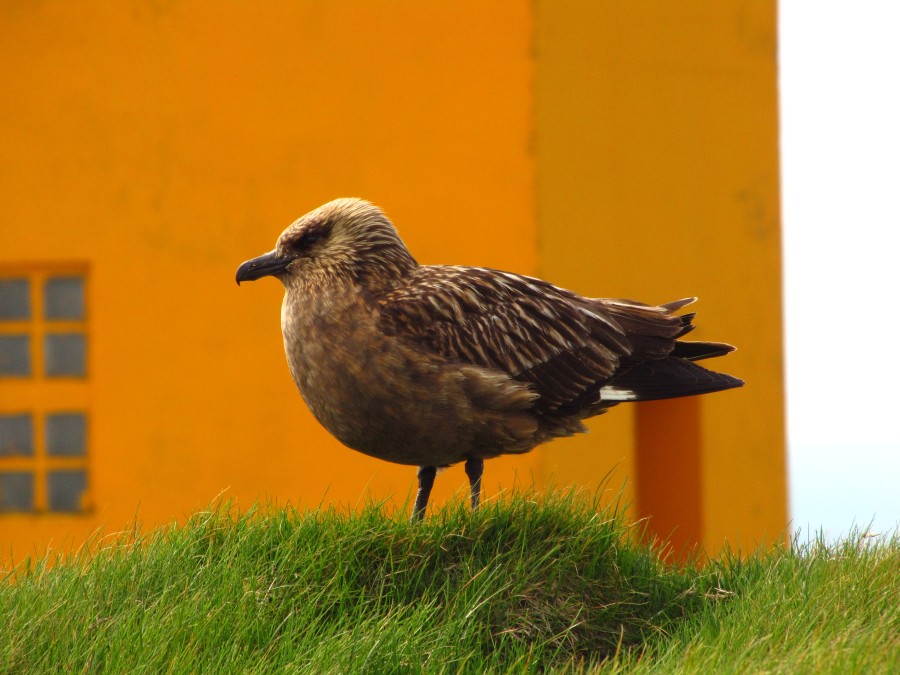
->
[[0, 1, 536, 562], [535, 1, 786, 553], [1, 1, 784, 565]]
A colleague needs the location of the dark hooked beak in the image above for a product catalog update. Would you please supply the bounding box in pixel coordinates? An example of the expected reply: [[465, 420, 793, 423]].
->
[[235, 250, 291, 284]]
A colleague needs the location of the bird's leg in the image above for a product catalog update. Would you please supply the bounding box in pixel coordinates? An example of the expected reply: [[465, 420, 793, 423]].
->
[[411, 465, 437, 523], [464, 456, 484, 511]]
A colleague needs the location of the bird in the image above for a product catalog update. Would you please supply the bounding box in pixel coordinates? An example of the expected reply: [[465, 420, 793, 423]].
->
[[236, 198, 743, 522]]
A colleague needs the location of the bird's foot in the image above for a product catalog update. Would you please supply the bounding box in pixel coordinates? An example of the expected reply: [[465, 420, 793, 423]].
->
[[411, 465, 437, 523], [464, 456, 484, 511]]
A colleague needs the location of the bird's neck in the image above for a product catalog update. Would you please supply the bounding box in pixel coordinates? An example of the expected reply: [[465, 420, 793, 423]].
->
[[354, 244, 418, 288]]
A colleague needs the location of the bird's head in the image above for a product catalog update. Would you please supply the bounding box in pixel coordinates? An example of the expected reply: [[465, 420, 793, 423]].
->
[[235, 198, 417, 289]]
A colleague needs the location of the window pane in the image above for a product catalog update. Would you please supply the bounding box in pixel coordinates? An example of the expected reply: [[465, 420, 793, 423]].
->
[[0, 472, 34, 512], [46, 413, 86, 457], [0, 415, 33, 456], [0, 335, 31, 376], [44, 333, 86, 377], [44, 277, 85, 320], [48, 470, 87, 512], [0, 279, 30, 320]]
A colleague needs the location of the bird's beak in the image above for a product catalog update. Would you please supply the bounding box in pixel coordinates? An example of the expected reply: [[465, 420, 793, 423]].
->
[[235, 250, 291, 284]]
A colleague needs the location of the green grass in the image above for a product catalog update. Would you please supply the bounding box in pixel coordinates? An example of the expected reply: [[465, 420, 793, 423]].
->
[[1, 493, 897, 673]]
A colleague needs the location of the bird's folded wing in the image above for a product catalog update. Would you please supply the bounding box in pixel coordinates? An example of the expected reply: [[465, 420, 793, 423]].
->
[[377, 266, 685, 415]]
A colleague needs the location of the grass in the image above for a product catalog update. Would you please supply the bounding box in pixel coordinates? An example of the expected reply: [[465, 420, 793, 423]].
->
[[1, 492, 897, 673]]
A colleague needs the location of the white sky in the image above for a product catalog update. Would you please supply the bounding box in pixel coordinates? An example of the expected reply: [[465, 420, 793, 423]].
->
[[780, 2, 900, 539]]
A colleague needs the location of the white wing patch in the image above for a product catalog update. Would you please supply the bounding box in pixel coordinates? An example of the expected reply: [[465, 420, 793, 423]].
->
[[599, 386, 638, 402]]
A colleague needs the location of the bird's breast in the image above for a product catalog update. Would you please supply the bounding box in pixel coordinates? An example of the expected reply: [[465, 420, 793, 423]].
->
[[279, 287, 482, 466]]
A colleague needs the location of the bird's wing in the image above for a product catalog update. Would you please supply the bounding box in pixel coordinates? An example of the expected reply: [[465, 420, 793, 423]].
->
[[377, 266, 687, 415]]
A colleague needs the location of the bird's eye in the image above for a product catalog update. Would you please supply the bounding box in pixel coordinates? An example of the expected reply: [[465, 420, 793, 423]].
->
[[295, 227, 329, 251]]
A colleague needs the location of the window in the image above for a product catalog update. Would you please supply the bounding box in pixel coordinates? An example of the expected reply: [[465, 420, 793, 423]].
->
[[0, 269, 90, 513]]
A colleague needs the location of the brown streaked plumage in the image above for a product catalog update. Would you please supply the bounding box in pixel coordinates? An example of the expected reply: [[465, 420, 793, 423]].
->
[[236, 198, 743, 521]]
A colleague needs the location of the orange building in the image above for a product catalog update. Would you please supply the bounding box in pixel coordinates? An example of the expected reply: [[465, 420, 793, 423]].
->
[[0, 1, 784, 566]]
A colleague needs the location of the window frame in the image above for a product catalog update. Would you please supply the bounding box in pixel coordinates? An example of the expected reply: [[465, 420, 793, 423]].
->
[[0, 265, 91, 514]]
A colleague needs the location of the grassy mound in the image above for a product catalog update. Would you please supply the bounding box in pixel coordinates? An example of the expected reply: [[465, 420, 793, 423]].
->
[[1, 493, 897, 672]]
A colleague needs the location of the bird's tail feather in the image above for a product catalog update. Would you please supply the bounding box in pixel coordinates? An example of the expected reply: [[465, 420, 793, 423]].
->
[[670, 340, 736, 361], [599, 357, 743, 403]]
